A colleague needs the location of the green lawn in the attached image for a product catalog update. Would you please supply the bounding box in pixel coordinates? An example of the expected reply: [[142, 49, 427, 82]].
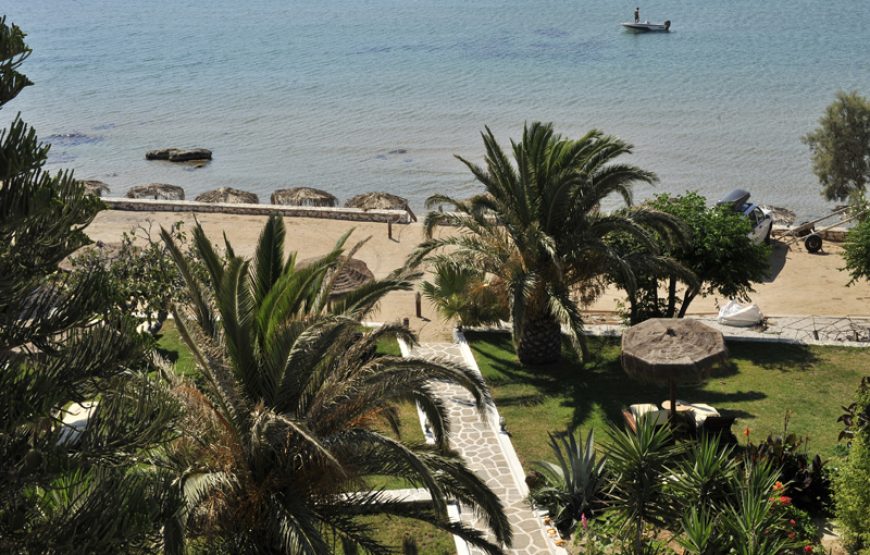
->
[[468, 331, 870, 466]]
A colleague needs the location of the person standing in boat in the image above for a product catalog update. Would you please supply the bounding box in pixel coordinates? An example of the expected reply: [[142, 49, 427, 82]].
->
[[634, 7, 640, 22]]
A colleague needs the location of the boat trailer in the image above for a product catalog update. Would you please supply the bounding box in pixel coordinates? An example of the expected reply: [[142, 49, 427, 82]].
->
[[781, 206, 868, 253]]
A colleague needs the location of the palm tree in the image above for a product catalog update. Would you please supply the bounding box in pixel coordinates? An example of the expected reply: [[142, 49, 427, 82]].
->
[[412, 122, 683, 364], [160, 216, 512, 554]]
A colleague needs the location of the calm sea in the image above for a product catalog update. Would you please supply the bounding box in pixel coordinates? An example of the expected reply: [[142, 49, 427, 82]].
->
[[5, 0, 870, 217]]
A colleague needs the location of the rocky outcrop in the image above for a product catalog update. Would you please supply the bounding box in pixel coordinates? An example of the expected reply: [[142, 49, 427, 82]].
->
[[126, 183, 185, 200], [145, 148, 212, 162], [195, 187, 259, 204], [78, 180, 110, 197]]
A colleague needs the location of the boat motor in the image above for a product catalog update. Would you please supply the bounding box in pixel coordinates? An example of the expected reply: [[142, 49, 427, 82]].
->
[[664, 20, 671, 30]]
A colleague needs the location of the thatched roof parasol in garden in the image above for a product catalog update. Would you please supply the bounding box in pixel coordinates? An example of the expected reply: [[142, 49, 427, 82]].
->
[[78, 180, 110, 197], [126, 183, 185, 201], [621, 318, 728, 425], [271, 187, 337, 207], [297, 256, 374, 297], [195, 187, 259, 204], [344, 192, 417, 222]]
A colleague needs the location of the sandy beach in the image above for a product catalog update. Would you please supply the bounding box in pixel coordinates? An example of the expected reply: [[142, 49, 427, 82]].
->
[[87, 210, 870, 340]]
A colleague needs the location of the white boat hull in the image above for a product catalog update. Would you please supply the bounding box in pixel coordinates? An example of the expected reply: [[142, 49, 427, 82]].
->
[[622, 22, 670, 32]]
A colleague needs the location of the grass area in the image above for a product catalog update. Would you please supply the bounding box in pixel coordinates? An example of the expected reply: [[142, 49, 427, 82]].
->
[[334, 515, 456, 554], [468, 331, 870, 465]]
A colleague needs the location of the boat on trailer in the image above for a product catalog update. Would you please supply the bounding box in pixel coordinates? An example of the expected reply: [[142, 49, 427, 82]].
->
[[622, 20, 671, 32]]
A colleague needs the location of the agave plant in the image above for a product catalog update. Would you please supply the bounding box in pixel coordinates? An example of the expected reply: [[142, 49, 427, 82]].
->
[[530, 427, 608, 536], [605, 417, 677, 554], [159, 216, 512, 554]]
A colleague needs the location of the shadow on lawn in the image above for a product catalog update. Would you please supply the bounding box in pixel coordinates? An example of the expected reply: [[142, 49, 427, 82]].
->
[[726, 341, 819, 372], [468, 331, 767, 431]]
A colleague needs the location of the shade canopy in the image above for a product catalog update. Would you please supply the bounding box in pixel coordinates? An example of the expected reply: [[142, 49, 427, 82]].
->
[[126, 183, 185, 201], [195, 187, 259, 204], [271, 187, 337, 207], [297, 256, 374, 296], [79, 180, 110, 197], [344, 191, 417, 222], [621, 318, 727, 385]]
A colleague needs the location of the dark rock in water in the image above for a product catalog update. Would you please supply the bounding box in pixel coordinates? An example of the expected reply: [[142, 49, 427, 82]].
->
[[388, 148, 408, 155], [78, 180, 110, 197], [46, 132, 103, 146], [126, 183, 185, 201], [146, 148, 212, 162], [195, 187, 258, 204]]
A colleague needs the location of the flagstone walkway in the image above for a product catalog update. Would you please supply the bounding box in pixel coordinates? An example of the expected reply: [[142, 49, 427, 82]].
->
[[406, 342, 559, 555]]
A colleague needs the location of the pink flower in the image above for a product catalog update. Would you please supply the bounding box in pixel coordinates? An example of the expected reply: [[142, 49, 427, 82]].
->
[[780, 496, 792, 506], [789, 532, 797, 540], [581, 513, 588, 530], [789, 519, 797, 527], [804, 546, 813, 553]]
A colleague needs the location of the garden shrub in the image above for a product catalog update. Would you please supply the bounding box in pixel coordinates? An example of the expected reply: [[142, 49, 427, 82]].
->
[[833, 377, 870, 552]]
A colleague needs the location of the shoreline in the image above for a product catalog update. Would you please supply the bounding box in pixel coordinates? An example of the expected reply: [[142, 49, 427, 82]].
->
[[86, 209, 870, 341]]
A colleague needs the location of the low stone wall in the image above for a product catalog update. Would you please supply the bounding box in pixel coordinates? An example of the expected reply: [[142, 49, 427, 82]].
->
[[102, 197, 412, 224]]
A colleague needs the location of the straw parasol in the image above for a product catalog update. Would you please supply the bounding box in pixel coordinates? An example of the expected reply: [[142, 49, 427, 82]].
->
[[195, 187, 259, 204], [344, 191, 417, 222], [297, 256, 374, 297], [78, 180, 110, 197], [621, 319, 727, 425], [126, 183, 185, 201], [271, 187, 337, 207]]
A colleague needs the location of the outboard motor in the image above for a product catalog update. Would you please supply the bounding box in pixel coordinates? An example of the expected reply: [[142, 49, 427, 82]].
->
[[664, 20, 671, 30]]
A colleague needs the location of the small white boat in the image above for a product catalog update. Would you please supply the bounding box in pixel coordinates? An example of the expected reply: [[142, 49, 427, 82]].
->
[[622, 20, 671, 32], [718, 300, 763, 327]]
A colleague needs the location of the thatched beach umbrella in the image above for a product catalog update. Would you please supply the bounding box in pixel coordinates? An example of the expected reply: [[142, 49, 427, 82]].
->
[[78, 180, 110, 197], [345, 191, 417, 222], [195, 187, 259, 204], [621, 319, 728, 425], [297, 256, 374, 297], [271, 187, 337, 207], [126, 183, 185, 201]]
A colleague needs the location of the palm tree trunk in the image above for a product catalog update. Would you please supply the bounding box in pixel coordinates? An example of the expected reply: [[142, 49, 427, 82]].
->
[[515, 314, 562, 365], [666, 276, 678, 317]]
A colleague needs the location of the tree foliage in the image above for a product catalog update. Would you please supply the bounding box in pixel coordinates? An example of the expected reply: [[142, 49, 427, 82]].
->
[[0, 16, 179, 553], [633, 192, 770, 318], [161, 216, 512, 554], [842, 215, 870, 285], [803, 91, 870, 202], [412, 122, 681, 365]]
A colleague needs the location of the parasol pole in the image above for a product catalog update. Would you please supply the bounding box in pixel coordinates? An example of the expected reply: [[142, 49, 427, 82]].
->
[[669, 378, 678, 428]]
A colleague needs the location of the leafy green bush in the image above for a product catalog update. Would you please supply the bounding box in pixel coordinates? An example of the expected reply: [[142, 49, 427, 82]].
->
[[834, 377, 870, 552], [742, 413, 832, 516]]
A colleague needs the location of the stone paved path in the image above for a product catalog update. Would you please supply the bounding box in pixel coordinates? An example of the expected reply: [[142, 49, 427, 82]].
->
[[585, 315, 870, 346], [408, 342, 557, 555]]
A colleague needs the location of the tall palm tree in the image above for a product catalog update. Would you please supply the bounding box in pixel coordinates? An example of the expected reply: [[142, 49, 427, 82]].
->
[[160, 216, 512, 554], [412, 122, 683, 365]]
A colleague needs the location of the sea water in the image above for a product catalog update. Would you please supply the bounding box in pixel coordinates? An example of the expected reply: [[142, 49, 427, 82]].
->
[[4, 0, 870, 217]]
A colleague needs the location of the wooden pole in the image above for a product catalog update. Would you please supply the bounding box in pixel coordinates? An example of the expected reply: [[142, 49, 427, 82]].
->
[[415, 292, 422, 318]]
